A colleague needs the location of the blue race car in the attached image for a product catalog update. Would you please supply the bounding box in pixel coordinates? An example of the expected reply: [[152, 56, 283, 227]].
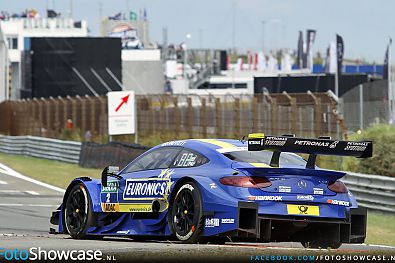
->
[[50, 134, 372, 248]]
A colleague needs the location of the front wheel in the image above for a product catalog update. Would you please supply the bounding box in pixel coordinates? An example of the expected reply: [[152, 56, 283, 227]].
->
[[170, 182, 203, 243], [64, 183, 93, 239]]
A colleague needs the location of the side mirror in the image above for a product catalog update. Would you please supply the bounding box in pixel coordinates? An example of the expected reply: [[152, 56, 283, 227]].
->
[[101, 166, 120, 187]]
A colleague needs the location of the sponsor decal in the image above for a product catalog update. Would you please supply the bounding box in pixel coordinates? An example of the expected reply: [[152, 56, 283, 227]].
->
[[294, 140, 330, 147], [174, 153, 197, 167], [101, 203, 119, 212], [116, 230, 130, 234], [124, 181, 168, 197], [327, 199, 350, 206], [123, 169, 174, 200], [329, 141, 339, 149], [221, 218, 235, 224], [265, 136, 287, 146], [296, 195, 314, 201], [287, 204, 320, 216], [161, 141, 186, 147], [279, 186, 291, 193], [205, 218, 220, 228], [101, 181, 118, 193], [102, 203, 158, 213], [248, 140, 262, 145], [313, 188, 324, 195], [344, 141, 368, 152], [269, 177, 285, 181], [210, 183, 217, 189], [248, 196, 283, 201]]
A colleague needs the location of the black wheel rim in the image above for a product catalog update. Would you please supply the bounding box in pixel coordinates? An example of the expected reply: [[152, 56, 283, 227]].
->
[[66, 187, 87, 233], [173, 189, 195, 236]]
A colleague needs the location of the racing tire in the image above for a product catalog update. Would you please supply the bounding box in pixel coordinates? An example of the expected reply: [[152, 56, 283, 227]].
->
[[64, 183, 94, 239], [170, 182, 203, 243], [301, 241, 342, 249]]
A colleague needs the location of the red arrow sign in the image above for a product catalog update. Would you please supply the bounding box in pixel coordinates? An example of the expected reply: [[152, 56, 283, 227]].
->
[[115, 95, 130, 112]]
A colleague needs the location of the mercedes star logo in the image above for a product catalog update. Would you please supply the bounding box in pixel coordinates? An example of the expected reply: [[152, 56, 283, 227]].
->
[[297, 180, 307, 188]]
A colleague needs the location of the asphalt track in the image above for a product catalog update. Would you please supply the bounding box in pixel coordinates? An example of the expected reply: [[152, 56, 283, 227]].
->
[[0, 163, 394, 262]]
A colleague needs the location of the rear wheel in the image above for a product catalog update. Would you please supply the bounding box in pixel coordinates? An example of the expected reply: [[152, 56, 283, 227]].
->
[[64, 183, 93, 239], [170, 182, 203, 243], [301, 241, 342, 249]]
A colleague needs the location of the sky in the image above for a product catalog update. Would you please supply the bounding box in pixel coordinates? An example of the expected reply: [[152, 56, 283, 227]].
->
[[1, 0, 394, 63]]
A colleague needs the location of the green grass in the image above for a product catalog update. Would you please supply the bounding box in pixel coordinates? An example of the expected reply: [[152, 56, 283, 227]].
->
[[366, 212, 395, 246], [0, 152, 394, 246], [0, 153, 101, 188]]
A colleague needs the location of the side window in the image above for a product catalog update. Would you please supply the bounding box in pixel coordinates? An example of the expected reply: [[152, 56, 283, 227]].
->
[[122, 147, 181, 173], [172, 149, 209, 168]]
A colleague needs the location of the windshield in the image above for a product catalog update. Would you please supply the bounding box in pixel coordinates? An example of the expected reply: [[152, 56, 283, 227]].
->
[[223, 150, 306, 166]]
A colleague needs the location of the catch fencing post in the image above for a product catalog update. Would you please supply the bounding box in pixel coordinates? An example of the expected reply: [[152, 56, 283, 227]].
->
[[359, 84, 363, 130], [38, 98, 44, 137], [264, 93, 277, 135], [99, 96, 107, 138], [252, 96, 258, 132], [159, 97, 165, 136], [85, 95, 96, 135], [149, 96, 156, 134], [201, 98, 207, 138], [187, 97, 193, 138], [215, 98, 222, 138], [282, 92, 297, 135], [77, 95, 86, 136], [68, 96, 77, 131], [307, 91, 322, 137], [234, 98, 241, 138], [173, 97, 181, 137]]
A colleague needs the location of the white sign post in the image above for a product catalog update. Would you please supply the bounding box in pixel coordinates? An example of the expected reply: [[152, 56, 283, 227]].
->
[[107, 91, 136, 138]]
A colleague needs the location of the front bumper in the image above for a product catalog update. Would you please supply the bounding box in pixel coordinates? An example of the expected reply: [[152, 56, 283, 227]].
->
[[224, 202, 366, 244]]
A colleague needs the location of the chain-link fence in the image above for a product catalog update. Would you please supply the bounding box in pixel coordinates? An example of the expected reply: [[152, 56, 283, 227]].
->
[[342, 80, 390, 132]]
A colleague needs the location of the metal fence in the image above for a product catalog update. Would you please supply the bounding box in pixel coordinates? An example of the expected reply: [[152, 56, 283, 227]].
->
[[0, 135, 81, 163], [0, 92, 345, 142]]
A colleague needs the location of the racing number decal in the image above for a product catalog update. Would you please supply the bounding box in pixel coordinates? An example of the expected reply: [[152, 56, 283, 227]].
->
[[101, 181, 119, 212]]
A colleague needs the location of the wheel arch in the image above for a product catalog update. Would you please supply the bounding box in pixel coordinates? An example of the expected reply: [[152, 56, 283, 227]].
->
[[61, 177, 95, 231], [169, 176, 200, 208], [168, 176, 202, 236]]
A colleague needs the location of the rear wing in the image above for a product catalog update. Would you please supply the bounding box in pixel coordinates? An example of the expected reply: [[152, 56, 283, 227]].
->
[[247, 133, 372, 169]]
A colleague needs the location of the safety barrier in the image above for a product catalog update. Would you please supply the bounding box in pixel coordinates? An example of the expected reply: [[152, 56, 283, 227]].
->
[[343, 172, 395, 213], [0, 135, 81, 163]]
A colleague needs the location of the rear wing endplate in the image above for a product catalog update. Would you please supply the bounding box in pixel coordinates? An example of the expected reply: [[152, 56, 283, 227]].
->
[[247, 133, 372, 169]]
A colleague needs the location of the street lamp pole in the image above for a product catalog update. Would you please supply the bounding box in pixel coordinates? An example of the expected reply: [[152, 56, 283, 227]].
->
[[184, 34, 191, 92]]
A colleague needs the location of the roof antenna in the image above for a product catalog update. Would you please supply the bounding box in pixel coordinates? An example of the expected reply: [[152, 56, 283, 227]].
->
[[240, 135, 246, 143]]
